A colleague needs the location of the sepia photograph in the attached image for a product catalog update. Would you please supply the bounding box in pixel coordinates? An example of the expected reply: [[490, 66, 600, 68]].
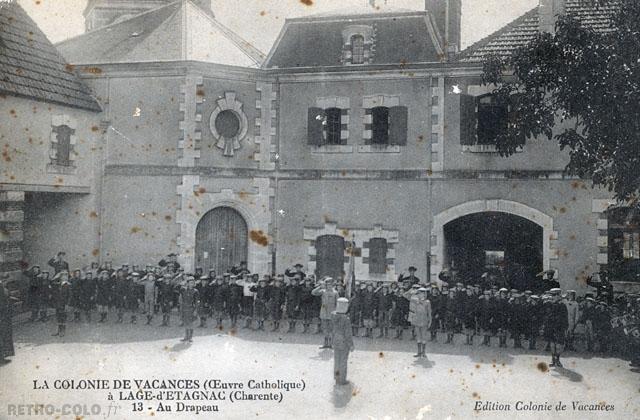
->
[[0, 0, 639, 418]]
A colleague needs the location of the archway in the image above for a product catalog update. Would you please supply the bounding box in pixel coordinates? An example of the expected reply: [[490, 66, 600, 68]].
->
[[195, 206, 248, 274], [444, 212, 543, 290], [431, 200, 555, 284]]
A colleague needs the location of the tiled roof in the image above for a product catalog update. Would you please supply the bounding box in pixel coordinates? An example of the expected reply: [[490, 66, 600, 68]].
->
[[461, 0, 620, 63], [264, 11, 444, 69], [0, 1, 101, 112], [57, 0, 265, 68]]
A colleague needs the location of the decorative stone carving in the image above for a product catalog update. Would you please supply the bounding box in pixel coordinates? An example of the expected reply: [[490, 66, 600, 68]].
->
[[208, 92, 249, 157]]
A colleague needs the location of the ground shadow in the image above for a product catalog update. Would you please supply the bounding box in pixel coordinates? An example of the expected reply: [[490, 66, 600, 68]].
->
[[331, 381, 354, 409], [309, 349, 333, 361], [169, 341, 192, 352], [552, 366, 584, 382], [412, 357, 435, 369]]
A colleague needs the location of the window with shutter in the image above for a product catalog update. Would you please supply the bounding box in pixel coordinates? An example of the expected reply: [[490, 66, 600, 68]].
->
[[606, 207, 640, 281], [324, 107, 343, 145], [477, 94, 508, 145], [307, 107, 325, 146], [459, 94, 477, 146], [371, 107, 390, 145], [53, 125, 73, 166], [316, 235, 346, 280], [368, 238, 388, 274], [389, 106, 408, 145]]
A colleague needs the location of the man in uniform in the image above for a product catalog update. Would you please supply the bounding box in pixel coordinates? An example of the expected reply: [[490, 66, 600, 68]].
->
[[312, 277, 338, 349], [332, 297, 354, 386], [546, 288, 568, 367], [285, 264, 307, 280], [48, 252, 69, 275], [398, 266, 421, 286], [496, 288, 510, 348], [463, 287, 479, 345]]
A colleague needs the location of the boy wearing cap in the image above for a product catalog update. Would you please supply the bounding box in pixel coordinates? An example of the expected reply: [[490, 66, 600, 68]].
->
[[227, 275, 243, 329], [284, 276, 302, 333], [398, 266, 420, 286], [50, 272, 71, 337], [48, 251, 69, 275], [210, 276, 229, 329], [237, 274, 257, 328], [409, 288, 432, 358], [268, 277, 286, 332], [96, 270, 112, 323], [195, 275, 210, 328], [285, 264, 307, 280], [332, 297, 354, 386], [312, 277, 338, 349], [564, 290, 579, 351], [376, 284, 393, 338], [112, 270, 127, 323], [361, 283, 377, 338], [158, 274, 174, 326], [69, 270, 83, 322], [250, 276, 270, 331], [545, 289, 569, 367], [179, 278, 200, 342], [138, 273, 158, 325], [299, 278, 316, 333]]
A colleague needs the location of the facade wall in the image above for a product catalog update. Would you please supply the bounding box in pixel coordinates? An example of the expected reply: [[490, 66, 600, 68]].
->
[[278, 77, 432, 171], [441, 78, 572, 172], [275, 178, 431, 283], [22, 192, 100, 270], [198, 76, 261, 169], [0, 95, 102, 188], [98, 75, 184, 167], [429, 178, 611, 292], [100, 174, 181, 265], [0, 95, 102, 281]]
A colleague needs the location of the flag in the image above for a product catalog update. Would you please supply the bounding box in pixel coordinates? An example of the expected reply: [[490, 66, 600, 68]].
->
[[345, 235, 356, 298]]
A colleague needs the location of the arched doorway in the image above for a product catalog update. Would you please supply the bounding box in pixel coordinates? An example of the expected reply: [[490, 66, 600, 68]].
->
[[444, 212, 543, 290], [195, 207, 248, 274], [431, 200, 555, 285]]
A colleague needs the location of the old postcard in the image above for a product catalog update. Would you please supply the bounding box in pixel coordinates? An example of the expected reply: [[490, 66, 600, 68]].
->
[[1, 0, 639, 419]]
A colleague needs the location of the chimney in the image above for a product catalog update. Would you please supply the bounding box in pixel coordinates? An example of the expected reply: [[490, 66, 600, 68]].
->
[[538, 0, 566, 34], [425, 0, 462, 54]]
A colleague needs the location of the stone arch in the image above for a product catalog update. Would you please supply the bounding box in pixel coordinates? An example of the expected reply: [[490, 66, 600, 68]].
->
[[430, 199, 556, 282]]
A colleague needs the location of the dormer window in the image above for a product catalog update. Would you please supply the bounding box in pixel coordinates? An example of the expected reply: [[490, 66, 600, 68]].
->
[[342, 25, 375, 65], [351, 35, 365, 65]]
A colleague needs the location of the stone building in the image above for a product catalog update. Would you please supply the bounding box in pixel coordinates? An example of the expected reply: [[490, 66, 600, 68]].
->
[[0, 1, 102, 282], [2, 0, 637, 292]]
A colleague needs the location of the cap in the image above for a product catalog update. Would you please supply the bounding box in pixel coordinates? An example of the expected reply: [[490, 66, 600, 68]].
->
[[418, 288, 428, 293], [408, 266, 417, 271], [549, 288, 562, 295], [499, 288, 508, 293], [335, 298, 349, 314], [200, 276, 209, 280], [294, 263, 304, 268]]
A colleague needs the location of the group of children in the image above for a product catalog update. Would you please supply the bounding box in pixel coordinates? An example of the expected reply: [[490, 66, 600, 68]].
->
[[20, 254, 640, 366]]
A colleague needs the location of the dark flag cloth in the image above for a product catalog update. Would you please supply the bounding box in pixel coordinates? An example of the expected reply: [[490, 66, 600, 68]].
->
[[345, 237, 356, 298]]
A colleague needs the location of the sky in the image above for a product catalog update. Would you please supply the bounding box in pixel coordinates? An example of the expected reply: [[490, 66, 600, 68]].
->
[[18, 0, 537, 53]]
